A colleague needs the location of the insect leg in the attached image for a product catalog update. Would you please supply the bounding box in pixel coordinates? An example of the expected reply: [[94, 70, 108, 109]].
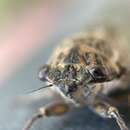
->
[[107, 106, 129, 130], [92, 101, 129, 130], [23, 113, 43, 130], [23, 101, 76, 130]]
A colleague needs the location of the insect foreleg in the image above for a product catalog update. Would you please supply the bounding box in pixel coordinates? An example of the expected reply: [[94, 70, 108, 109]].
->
[[23, 101, 76, 130], [23, 112, 43, 130], [91, 100, 129, 130], [107, 106, 128, 130]]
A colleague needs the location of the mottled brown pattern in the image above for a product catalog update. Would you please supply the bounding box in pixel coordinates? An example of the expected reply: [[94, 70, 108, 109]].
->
[[24, 27, 130, 130]]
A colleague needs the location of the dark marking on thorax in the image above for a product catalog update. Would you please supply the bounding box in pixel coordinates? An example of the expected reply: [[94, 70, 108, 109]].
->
[[64, 47, 80, 64]]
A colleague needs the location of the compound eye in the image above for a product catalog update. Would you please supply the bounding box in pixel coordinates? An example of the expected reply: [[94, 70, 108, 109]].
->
[[38, 65, 50, 81], [89, 66, 107, 82]]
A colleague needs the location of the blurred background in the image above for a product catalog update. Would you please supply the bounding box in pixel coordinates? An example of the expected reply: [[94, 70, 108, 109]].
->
[[0, 0, 130, 130]]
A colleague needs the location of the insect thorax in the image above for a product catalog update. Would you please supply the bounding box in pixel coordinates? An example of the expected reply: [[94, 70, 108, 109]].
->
[[39, 30, 127, 104]]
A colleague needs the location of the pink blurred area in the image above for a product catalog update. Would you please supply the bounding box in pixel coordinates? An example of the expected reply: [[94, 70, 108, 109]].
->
[[0, 2, 65, 86]]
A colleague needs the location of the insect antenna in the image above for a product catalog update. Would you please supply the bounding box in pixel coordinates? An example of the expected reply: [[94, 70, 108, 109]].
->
[[28, 84, 53, 94]]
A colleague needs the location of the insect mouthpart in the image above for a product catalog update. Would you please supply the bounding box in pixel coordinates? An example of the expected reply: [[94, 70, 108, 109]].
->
[[58, 80, 78, 97]]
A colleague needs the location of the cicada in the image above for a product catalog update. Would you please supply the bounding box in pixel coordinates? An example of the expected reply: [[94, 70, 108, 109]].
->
[[23, 27, 130, 130]]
